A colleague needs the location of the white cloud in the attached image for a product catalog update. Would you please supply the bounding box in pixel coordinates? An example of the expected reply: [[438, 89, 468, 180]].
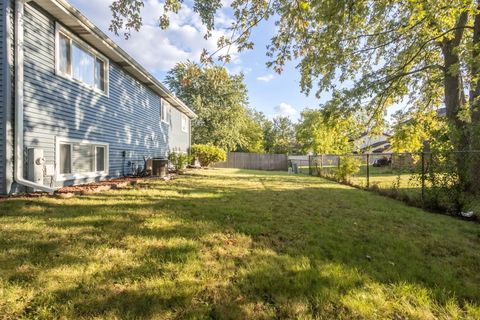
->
[[256, 74, 274, 82], [70, 0, 240, 72], [274, 103, 297, 117], [227, 65, 252, 75]]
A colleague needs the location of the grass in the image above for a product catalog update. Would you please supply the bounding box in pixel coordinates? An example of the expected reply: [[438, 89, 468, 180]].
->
[[310, 165, 418, 189], [1, 168, 480, 319], [350, 166, 421, 201], [307, 165, 426, 205], [308, 165, 479, 213]]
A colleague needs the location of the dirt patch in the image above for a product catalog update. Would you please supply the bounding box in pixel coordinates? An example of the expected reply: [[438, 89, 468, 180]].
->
[[0, 175, 177, 200], [56, 177, 146, 195]]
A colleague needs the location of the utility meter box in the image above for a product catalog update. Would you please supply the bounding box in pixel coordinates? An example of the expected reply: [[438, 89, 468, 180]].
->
[[27, 148, 45, 191]]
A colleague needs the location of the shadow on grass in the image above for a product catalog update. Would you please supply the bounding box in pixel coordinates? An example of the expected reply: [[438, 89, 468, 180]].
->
[[1, 171, 479, 318]]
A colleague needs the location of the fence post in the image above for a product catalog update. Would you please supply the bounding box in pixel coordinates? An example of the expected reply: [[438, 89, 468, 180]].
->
[[308, 155, 312, 176], [421, 151, 425, 206], [320, 154, 323, 174], [337, 155, 341, 179], [366, 153, 370, 188]]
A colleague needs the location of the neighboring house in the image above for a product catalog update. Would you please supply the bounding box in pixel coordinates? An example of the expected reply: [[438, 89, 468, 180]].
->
[[352, 132, 392, 153], [0, 0, 196, 194], [437, 107, 446, 117]]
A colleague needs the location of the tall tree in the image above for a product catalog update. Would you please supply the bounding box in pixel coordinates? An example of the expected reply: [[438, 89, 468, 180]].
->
[[264, 116, 296, 154], [236, 109, 266, 153], [390, 108, 451, 153], [111, 0, 480, 193], [296, 109, 359, 154], [165, 62, 251, 151]]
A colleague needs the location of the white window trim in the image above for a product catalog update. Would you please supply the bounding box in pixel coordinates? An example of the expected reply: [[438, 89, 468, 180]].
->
[[161, 98, 170, 125], [181, 113, 189, 133], [55, 22, 109, 96], [55, 137, 109, 182]]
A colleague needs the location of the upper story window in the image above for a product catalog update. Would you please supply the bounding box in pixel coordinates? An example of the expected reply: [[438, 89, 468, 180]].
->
[[55, 23, 108, 94], [160, 99, 171, 124], [181, 114, 189, 133]]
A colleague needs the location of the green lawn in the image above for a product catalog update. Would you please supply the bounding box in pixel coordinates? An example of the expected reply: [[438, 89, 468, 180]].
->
[[307, 165, 423, 202], [315, 165, 418, 189], [308, 165, 475, 212], [351, 166, 421, 199], [1, 169, 479, 319]]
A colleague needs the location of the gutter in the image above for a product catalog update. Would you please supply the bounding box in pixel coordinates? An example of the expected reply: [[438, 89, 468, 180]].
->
[[2, 0, 13, 194], [14, 0, 55, 194]]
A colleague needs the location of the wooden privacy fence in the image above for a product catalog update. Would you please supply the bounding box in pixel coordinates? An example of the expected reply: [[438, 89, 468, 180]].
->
[[214, 152, 288, 171]]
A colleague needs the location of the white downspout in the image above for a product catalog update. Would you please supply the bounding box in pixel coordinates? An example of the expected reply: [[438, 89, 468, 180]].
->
[[14, 0, 55, 194]]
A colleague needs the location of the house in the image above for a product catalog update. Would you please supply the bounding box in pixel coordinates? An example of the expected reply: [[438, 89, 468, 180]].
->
[[437, 107, 446, 117], [0, 0, 196, 194], [352, 132, 392, 153]]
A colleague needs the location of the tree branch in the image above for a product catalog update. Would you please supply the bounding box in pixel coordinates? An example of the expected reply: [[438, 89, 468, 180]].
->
[[343, 17, 428, 42], [204, 0, 272, 64], [382, 65, 443, 84]]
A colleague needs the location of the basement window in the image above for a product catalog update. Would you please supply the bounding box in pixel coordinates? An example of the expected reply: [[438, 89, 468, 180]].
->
[[59, 144, 72, 174], [55, 23, 109, 94], [95, 146, 105, 172], [56, 138, 109, 181]]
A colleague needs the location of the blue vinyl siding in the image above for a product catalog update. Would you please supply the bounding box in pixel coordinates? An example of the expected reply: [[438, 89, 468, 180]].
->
[[21, 3, 172, 187], [169, 106, 191, 153]]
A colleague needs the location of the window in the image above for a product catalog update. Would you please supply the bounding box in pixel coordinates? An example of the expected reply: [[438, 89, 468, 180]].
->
[[56, 138, 108, 181], [161, 99, 170, 124], [58, 33, 71, 75], [181, 114, 189, 132], [95, 58, 105, 91], [95, 146, 105, 172], [56, 23, 108, 94], [73, 144, 94, 173], [59, 144, 72, 174]]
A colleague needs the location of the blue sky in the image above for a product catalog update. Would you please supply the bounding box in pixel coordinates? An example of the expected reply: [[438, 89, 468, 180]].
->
[[68, 0, 327, 121]]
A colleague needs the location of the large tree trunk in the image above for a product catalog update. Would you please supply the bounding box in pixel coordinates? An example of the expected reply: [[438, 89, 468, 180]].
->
[[469, 4, 480, 194], [441, 11, 470, 192]]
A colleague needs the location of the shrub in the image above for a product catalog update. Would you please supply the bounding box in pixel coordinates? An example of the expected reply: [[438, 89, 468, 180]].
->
[[336, 156, 361, 182], [191, 144, 227, 167], [168, 150, 192, 172]]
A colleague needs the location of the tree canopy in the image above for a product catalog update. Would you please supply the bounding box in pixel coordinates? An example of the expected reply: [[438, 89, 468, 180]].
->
[[296, 109, 359, 154], [390, 108, 451, 153], [264, 116, 296, 154], [165, 62, 252, 151], [237, 109, 267, 153], [166, 62, 290, 154]]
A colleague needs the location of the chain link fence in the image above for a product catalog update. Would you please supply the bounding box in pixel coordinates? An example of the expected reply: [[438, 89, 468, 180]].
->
[[308, 151, 480, 217]]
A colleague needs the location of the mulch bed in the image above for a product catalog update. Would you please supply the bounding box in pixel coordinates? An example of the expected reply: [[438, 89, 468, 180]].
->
[[0, 175, 175, 200], [56, 177, 146, 196]]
